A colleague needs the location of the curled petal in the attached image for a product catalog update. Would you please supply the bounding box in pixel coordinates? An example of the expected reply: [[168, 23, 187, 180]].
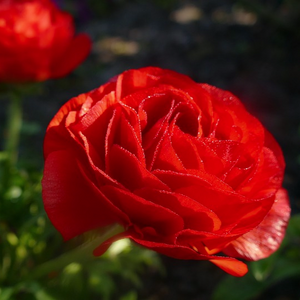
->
[[42, 150, 129, 240], [209, 258, 248, 277], [223, 189, 290, 260], [44, 93, 88, 158]]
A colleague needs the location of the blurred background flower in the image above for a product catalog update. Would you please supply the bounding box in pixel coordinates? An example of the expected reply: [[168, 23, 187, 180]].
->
[[0, 0, 91, 82]]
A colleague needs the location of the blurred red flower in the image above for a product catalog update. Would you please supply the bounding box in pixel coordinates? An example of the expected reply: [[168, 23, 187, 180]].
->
[[0, 0, 91, 82], [42, 67, 290, 276]]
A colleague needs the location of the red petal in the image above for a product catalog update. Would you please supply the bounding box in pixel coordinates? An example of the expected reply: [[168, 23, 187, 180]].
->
[[44, 94, 88, 157], [74, 91, 117, 132], [44, 85, 115, 159], [237, 147, 284, 199], [51, 34, 91, 78], [210, 258, 248, 277], [151, 131, 186, 172], [176, 228, 236, 249], [194, 138, 226, 176], [154, 170, 274, 233], [104, 107, 145, 166], [77, 131, 122, 187], [139, 68, 214, 121], [101, 186, 184, 236], [129, 235, 248, 276], [116, 68, 159, 100], [223, 189, 290, 260], [107, 144, 169, 191], [171, 126, 204, 170], [135, 188, 221, 232], [200, 84, 264, 150], [71, 92, 117, 168], [115, 68, 214, 131], [264, 129, 285, 170], [42, 150, 129, 240]]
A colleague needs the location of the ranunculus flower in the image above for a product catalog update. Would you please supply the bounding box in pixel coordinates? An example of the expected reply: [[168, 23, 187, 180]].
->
[[42, 67, 290, 276], [0, 0, 91, 82]]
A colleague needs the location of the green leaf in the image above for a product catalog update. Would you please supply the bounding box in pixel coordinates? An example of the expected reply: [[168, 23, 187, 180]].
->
[[286, 214, 300, 237], [212, 271, 268, 300], [0, 287, 14, 300], [249, 250, 280, 281], [120, 291, 138, 300], [35, 289, 57, 300], [267, 257, 300, 284]]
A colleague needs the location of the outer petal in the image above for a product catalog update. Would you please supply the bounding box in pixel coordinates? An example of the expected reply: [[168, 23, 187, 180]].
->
[[51, 34, 91, 78], [264, 129, 285, 170], [44, 85, 117, 159], [209, 258, 248, 277], [129, 236, 248, 277], [42, 150, 129, 240], [200, 84, 264, 139], [156, 170, 275, 236], [222, 188, 290, 260], [43, 93, 88, 159]]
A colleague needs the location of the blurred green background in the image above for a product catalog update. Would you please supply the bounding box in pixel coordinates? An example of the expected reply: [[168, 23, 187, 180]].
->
[[1, 0, 300, 299]]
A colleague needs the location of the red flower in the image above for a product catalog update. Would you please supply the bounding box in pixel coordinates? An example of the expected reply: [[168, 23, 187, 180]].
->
[[0, 0, 91, 82], [42, 67, 290, 276]]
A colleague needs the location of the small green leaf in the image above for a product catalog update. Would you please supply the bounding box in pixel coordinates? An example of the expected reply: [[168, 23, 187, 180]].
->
[[120, 291, 138, 300], [286, 214, 300, 237], [212, 271, 267, 300], [0, 287, 14, 300], [35, 289, 57, 300]]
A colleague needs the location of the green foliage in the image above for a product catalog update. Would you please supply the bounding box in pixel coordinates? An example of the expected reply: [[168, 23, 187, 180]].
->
[[0, 164, 163, 300], [213, 214, 300, 300], [0, 121, 162, 300]]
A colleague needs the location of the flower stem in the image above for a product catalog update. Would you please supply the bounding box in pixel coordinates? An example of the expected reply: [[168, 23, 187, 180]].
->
[[2, 92, 22, 189], [25, 223, 124, 280]]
